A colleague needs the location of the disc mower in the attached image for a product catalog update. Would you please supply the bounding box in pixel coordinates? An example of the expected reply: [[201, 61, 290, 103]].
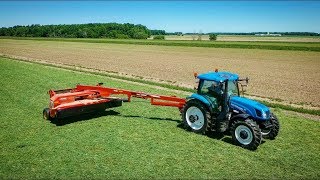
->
[[43, 71, 280, 150]]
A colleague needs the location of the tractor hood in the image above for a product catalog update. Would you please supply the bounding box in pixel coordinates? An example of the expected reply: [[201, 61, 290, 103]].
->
[[230, 96, 270, 121]]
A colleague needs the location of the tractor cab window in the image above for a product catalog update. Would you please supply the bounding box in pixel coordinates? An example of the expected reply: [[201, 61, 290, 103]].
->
[[227, 80, 239, 96], [199, 80, 223, 97]]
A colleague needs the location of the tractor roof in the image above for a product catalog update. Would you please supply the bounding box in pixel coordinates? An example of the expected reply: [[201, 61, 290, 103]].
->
[[197, 71, 239, 82]]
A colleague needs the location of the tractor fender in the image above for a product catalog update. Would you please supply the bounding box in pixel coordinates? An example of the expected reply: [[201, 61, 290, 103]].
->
[[230, 113, 251, 122], [187, 93, 216, 114]]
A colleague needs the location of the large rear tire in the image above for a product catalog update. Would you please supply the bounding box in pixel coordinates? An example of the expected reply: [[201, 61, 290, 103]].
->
[[182, 99, 212, 134], [262, 113, 280, 140], [230, 118, 262, 150]]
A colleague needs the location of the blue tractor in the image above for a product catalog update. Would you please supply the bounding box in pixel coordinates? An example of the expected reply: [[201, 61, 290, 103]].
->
[[182, 71, 280, 150]]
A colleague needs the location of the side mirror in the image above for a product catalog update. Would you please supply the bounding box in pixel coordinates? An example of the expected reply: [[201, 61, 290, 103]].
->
[[194, 78, 199, 91], [238, 83, 246, 97], [97, 82, 104, 86], [241, 84, 247, 92], [237, 77, 249, 96]]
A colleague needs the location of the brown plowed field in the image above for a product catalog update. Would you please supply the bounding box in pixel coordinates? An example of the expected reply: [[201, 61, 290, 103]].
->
[[1, 39, 319, 107]]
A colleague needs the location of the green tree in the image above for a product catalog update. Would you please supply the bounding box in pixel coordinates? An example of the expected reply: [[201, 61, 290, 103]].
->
[[209, 34, 217, 41]]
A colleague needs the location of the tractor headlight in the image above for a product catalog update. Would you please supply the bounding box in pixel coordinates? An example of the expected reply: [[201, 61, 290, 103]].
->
[[262, 111, 267, 119]]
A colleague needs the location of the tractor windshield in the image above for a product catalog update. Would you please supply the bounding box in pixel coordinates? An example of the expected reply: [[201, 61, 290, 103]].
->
[[227, 80, 239, 96], [199, 80, 239, 97], [199, 80, 223, 97]]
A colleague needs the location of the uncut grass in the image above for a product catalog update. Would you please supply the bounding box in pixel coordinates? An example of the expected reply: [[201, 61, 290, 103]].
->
[[1, 58, 320, 179]]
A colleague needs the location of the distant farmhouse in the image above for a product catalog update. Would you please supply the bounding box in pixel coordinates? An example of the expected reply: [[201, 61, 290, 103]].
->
[[255, 32, 282, 36]]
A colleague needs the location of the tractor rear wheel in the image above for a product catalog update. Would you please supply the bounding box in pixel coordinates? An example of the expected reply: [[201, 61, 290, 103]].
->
[[230, 118, 262, 150], [262, 113, 280, 140], [43, 108, 51, 120], [182, 99, 212, 134]]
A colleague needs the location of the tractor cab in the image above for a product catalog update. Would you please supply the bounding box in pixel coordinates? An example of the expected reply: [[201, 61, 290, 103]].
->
[[182, 70, 280, 150], [197, 71, 239, 97], [191, 71, 240, 113]]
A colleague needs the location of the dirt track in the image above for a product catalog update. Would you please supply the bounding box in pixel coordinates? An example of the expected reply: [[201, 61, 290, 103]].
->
[[1, 39, 319, 107]]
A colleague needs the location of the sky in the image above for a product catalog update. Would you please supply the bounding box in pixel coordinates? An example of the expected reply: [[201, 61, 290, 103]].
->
[[0, 1, 319, 33]]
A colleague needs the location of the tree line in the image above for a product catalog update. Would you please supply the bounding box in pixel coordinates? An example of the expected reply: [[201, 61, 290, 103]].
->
[[0, 23, 152, 39], [150, 30, 166, 35]]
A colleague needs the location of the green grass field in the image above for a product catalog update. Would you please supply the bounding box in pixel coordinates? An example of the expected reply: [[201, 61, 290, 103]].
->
[[1, 57, 319, 179], [1, 36, 320, 52]]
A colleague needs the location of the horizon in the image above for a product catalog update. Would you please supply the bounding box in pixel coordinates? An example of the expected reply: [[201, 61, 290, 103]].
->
[[0, 1, 320, 33]]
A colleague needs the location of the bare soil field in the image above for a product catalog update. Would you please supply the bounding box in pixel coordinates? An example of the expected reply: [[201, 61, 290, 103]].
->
[[0, 39, 319, 107], [164, 35, 320, 42]]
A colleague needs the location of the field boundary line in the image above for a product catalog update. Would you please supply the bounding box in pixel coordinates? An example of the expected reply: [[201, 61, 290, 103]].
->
[[1, 54, 319, 117]]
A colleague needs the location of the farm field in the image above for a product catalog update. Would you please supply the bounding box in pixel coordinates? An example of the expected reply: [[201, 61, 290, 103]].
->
[[1, 57, 320, 179], [1, 36, 320, 52], [0, 39, 319, 108], [164, 35, 320, 42]]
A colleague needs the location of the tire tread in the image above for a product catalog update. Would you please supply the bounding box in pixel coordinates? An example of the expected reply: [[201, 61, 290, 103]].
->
[[182, 99, 212, 135], [263, 113, 280, 140], [230, 118, 262, 150]]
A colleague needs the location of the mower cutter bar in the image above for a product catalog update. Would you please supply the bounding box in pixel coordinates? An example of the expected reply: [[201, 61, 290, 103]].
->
[[46, 83, 186, 119]]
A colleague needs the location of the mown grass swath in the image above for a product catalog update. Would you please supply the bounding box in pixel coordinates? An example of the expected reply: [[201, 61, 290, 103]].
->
[[2, 36, 320, 52], [1, 57, 320, 179]]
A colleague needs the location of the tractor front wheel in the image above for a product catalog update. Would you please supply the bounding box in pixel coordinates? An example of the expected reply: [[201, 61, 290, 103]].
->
[[230, 118, 262, 150], [261, 113, 280, 140], [182, 99, 212, 134]]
